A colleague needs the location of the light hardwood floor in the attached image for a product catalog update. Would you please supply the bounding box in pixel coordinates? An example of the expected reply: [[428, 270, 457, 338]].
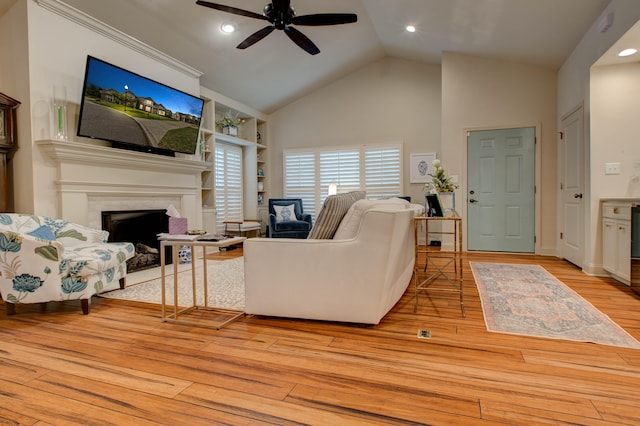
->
[[1, 251, 639, 425]]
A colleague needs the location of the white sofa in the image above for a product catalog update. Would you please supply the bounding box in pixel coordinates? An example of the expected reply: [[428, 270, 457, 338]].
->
[[244, 198, 420, 324]]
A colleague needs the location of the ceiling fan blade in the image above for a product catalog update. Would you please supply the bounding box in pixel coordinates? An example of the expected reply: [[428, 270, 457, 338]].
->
[[291, 13, 358, 26], [284, 26, 320, 55], [237, 26, 276, 49], [196, 1, 268, 21]]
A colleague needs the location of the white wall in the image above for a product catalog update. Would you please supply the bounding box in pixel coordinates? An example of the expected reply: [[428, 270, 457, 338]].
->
[[558, 1, 640, 116], [591, 63, 640, 200], [558, 0, 640, 273], [0, 0, 32, 213], [268, 57, 441, 204], [441, 53, 558, 254], [589, 63, 640, 271], [14, 0, 202, 223]]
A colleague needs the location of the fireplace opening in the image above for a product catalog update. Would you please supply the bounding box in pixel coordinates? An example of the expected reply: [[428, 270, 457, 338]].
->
[[102, 209, 171, 272]]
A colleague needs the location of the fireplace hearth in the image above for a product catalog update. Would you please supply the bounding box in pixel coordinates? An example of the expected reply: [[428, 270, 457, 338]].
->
[[102, 209, 171, 272]]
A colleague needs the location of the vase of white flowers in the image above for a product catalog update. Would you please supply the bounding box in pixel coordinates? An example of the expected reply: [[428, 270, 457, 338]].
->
[[423, 159, 458, 216], [428, 159, 457, 192]]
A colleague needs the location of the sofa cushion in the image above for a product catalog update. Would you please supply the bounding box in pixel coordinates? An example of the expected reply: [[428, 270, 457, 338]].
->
[[274, 204, 297, 222], [273, 220, 310, 231], [0, 213, 41, 232], [52, 220, 109, 246], [308, 191, 366, 239], [27, 225, 56, 241], [0, 215, 109, 245], [333, 198, 410, 240], [62, 242, 135, 278]]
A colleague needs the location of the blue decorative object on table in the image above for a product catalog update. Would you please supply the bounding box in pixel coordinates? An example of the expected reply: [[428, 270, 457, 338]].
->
[[178, 245, 192, 264]]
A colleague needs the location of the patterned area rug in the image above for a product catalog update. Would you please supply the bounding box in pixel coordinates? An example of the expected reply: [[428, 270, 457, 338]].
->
[[100, 257, 244, 310], [470, 262, 640, 349]]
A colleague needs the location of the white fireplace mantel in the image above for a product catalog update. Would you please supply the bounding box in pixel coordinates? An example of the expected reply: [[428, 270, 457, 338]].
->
[[39, 139, 208, 174], [38, 140, 207, 229]]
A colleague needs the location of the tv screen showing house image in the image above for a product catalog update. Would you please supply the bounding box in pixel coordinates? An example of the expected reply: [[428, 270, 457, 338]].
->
[[77, 55, 204, 155]]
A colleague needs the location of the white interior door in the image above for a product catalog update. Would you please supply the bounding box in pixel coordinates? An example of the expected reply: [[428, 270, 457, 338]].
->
[[467, 127, 536, 253], [560, 107, 584, 266]]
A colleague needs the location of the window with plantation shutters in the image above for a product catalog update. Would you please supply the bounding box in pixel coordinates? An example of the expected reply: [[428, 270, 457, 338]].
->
[[364, 146, 402, 199], [215, 142, 243, 231], [284, 143, 402, 217], [283, 151, 317, 217], [319, 149, 360, 207]]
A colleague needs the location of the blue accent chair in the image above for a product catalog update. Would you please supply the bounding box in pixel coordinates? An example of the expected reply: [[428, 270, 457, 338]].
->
[[268, 198, 313, 238]]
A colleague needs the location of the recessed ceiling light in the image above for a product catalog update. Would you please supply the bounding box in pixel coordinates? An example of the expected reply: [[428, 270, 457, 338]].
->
[[220, 22, 237, 34], [406, 25, 416, 33], [618, 48, 638, 57]]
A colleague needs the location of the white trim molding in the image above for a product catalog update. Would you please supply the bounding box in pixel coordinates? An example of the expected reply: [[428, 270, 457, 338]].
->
[[36, 0, 203, 80]]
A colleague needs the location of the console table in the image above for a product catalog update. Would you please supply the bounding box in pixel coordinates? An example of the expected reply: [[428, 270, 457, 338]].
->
[[413, 214, 465, 317], [160, 236, 246, 329]]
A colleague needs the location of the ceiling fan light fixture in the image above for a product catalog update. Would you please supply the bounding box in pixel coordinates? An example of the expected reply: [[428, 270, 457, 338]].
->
[[220, 22, 237, 33], [406, 25, 416, 33], [198, 1, 358, 55], [618, 48, 638, 57]]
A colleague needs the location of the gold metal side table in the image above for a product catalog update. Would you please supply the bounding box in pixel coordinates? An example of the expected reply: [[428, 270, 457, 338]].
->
[[160, 236, 246, 329], [413, 214, 465, 317]]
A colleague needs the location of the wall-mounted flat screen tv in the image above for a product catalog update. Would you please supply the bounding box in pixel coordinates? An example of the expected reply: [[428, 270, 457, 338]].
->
[[77, 55, 204, 156]]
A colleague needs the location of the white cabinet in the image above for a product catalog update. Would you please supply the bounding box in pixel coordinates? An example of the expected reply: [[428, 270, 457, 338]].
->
[[602, 218, 617, 274], [602, 201, 632, 283]]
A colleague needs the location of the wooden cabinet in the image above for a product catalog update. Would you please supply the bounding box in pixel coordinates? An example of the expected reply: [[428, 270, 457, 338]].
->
[[602, 200, 634, 284], [0, 93, 20, 212]]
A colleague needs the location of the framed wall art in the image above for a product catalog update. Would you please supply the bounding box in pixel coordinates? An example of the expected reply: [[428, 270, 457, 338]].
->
[[410, 152, 436, 183]]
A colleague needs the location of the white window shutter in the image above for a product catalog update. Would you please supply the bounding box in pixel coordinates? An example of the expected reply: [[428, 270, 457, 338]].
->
[[284, 152, 317, 217], [364, 145, 402, 199], [215, 143, 243, 231]]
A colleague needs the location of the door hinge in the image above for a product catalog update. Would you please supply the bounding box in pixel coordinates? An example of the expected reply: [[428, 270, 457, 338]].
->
[[560, 232, 563, 240], [534, 236, 537, 243], [560, 182, 563, 190]]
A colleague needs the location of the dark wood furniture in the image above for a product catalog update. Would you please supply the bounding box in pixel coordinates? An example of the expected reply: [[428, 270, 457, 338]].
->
[[0, 92, 20, 212]]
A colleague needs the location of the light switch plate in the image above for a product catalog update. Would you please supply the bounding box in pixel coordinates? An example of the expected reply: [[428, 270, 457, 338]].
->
[[605, 162, 621, 175]]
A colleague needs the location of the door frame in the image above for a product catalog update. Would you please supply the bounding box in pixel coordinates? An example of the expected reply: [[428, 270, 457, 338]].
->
[[463, 124, 541, 253]]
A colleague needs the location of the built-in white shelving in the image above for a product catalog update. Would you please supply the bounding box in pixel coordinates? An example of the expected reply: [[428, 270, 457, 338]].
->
[[199, 87, 268, 234]]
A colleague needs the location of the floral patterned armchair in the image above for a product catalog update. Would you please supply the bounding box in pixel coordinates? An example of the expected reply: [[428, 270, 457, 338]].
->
[[0, 214, 135, 315]]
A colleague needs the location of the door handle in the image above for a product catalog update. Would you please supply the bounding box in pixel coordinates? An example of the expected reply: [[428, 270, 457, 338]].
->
[[469, 199, 478, 203], [573, 193, 583, 199]]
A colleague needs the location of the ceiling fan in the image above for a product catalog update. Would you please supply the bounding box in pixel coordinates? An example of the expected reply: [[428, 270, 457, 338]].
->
[[196, 0, 357, 55]]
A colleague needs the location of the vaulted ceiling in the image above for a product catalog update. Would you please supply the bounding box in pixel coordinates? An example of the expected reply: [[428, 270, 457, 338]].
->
[[2, 0, 615, 112]]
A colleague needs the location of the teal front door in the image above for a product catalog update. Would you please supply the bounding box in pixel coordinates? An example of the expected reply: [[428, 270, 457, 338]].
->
[[467, 127, 536, 253]]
